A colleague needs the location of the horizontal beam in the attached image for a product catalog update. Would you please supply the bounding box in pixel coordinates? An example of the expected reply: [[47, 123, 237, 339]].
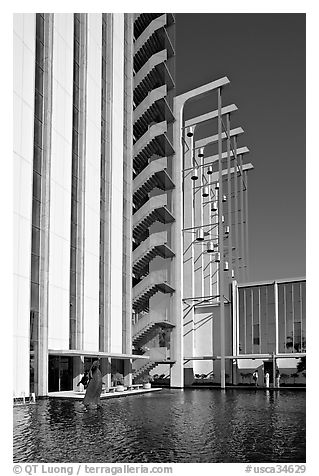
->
[[48, 349, 149, 360], [185, 103, 238, 129], [238, 277, 306, 288], [175, 76, 230, 108], [195, 127, 244, 149], [184, 353, 306, 360], [183, 146, 250, 172]]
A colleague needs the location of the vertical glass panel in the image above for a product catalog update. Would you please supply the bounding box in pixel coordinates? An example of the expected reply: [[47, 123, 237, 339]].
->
[[252, 287, 259, 324], [253, 324, 260, 347], [70, 271, 77, 296], [267, 285, 276, 353], [245, 289, 252, 353], [31, 254, 40, 284], [278, 283, 286, 353], [259, 285, 268, 354], [32, 170, 42, 200], [238, 288, 245, 354], [34, 118, 43, 148], [36, 14, 44, 40], [33, 146, 42, 174], [31, 227, 40, 254], [285, 283, 294, 352], [301, 282, 306, 350], [35, 66, 44, 93], [35, 92, 43, 120], [30, 283, 39, 310], [32, 199, 41, 228], [35, 37, 44, 67]]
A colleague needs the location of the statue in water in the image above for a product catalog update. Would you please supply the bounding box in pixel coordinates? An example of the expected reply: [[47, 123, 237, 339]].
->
[[83, 359, 102, 409]]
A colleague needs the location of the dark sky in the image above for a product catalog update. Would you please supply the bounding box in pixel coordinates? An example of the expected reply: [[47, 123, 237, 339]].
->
[[175, 13, 306, 282]]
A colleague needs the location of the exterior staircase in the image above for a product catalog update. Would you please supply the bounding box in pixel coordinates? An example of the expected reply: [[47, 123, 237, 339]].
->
[[133, 231, 174, 277], [133, 361, 158, 381], [133, 157, 174, 205], [133, 322, 158, 347], [133, 121, 174, 173], [133, 49, 175, 107], [132, 269, 175, 313], [133, 194, 175, 242], [132, 311, 175, 347]]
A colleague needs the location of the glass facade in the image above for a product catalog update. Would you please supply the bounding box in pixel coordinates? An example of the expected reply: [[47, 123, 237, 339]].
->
[[278, 280, 306, 353], [238, 280, 306, 355]]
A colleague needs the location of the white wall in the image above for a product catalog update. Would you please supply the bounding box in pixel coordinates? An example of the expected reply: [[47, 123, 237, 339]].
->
[[110, 13, 125, 353], [83, 14, 102, 351], [13, 13, 36, 396], [48, 14, 74, 350]]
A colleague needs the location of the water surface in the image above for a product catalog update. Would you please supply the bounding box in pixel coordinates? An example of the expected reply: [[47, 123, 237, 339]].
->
[[13, 388, 306, 463]]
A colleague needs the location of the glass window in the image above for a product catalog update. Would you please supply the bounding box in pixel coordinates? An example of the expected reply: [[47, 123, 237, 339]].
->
[[30, 283, 39, 310], [70, 271, 77, 296], [73, 62, 80, 86], [71, 200, 78, 224], [73, 85, 80, 109], [36, 37, 44, 67], [70, 246, 76, 270], [35, 92, 43, 120], [32, 199, 41, 228], [285, 283, 294, 352], [30, 310, 39, 342], [34, 118, 43, 148], [72, 107, 79, 128], [72, 177, 78, 200], [245, 289, 253, 353], [31, 227, 40, 255], [36, 14, 44, 40], [238, 288, 245, 353], [31, 254, 40, 284], [33, 146, 42, 174], [72, 157, 79, 179], [71, 223, 77, 247], [32, 171, 41, 200], [72, 129, 79, 152], [253, 323, 260, 346], [74, 43, 80, 65], [259, 285, 268, 353], [278, 283, 287, 353], [35, 67, 44, 93]]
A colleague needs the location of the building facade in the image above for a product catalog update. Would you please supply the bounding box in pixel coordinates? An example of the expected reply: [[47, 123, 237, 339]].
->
[[13, 13, 304, 397], [234, 278, 306, 386], [13, 12, 180, 397], [13, 13, 140, 397]]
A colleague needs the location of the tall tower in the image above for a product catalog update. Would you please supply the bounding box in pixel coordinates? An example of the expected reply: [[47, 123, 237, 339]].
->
[[13, 13, 136, 397]]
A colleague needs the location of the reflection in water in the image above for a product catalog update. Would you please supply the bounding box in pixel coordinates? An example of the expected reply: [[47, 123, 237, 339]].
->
[[13, 389, 305, 463]]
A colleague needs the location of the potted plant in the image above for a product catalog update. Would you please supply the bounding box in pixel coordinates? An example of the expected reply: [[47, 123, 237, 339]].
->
[[143, 375, 152, 389], [112, 372, 125, 392]]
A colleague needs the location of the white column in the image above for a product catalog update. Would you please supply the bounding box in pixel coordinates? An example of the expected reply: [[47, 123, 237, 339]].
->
[[13, 13, 36, 398], [83, 14, 102, 351], [170, 99, 184, 388], [110, 13, 125, 353]]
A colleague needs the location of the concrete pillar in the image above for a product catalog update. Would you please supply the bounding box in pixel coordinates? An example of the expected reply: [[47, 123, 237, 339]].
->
[[124, 359, 132, 386], [106, 357, 112, 387], [170, 98, 184, 388], [99, 358, 111, 389], [37, 13, 54, 398], [73, 356, 84, 391]]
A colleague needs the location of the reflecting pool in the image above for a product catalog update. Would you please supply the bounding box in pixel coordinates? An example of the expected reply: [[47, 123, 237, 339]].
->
[[13, 389, 306, 463]]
